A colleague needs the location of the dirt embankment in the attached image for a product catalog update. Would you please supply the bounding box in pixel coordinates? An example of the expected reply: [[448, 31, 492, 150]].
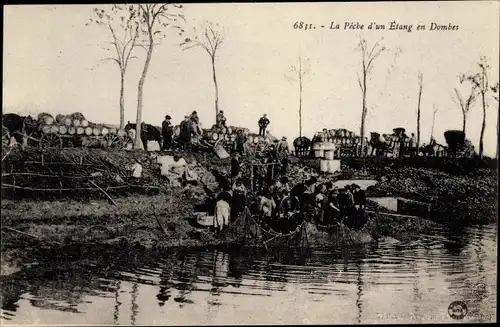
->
[[354, 158, 498, 225], [1, 148, 497, 262]]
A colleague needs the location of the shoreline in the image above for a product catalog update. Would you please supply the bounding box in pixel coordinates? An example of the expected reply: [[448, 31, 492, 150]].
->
[[1, 149, 497, 274]]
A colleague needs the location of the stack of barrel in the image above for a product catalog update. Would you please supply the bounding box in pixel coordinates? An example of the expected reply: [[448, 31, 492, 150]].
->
[[207, 126, 238, 144], [38, 112, 126, 137], [312, 141, 340, 174]]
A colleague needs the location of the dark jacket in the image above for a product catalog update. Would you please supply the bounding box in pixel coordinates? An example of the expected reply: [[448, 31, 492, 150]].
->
[[231, 157, 241, 177], [353, 190, 367, 205], [258, 117, 270, 128], [162, 120, 173, 136], [179, 120, 191, 141]]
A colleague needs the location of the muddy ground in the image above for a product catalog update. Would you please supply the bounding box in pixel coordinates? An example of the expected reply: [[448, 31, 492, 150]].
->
[[1, 148, 497, 274]]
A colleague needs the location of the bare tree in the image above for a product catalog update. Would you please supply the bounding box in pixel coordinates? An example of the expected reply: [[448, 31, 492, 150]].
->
[[357, 37, 386, 155], [452, 84, 477, 134], [133, 4, 184, 149], [463, 56, 491, 158], [430, 104, 438, 142], [286, 56, 311, 138], [181, 21, 225, 121], [491, 82, 499, 159], [416, 72, 423, 151], [88, 5, 140, 129]]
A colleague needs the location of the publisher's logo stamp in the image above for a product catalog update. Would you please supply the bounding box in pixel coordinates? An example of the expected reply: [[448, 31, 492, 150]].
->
[[448, 301, 468, 320]]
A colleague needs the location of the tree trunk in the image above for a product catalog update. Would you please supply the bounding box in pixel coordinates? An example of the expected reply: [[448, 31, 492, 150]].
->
[[496, 107, 499, 159], [416, 75, 422, 151], [479, 91, 486, 158], [462, 114, 467, 135], [496, 103, 499, 159], [119, 70, 125, 129], [135, 36, 154, 149], [211, 56, 219, 122], [299, 72, 302, 138], [359, 74, 367, 157], [431, 110, 436, 143]]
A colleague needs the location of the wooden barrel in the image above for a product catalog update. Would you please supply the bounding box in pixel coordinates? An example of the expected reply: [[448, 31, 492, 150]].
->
[[41, 125, 51, 134], [43, 116, 54, 125], [50, 125, 59, 133], [68, 126, 76, 135], [85, 127, 93, 135], [92, 127, 100, 136], [81, 120, 89, 128], [73, 119, 81, 127], [55, 114, 66, 123], [76, 127, 84, 135], [101, 128, 109, 136], [64, 117, 72, 126], [59, 126, 67, 134]]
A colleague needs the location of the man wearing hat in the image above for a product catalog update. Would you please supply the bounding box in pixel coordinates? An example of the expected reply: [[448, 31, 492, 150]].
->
[[216, 110, 226, 130], [258, 114, 270, 137], [161, 115, 173, 151], [190, 111, 200, 124], [179, 115, 192, 151]]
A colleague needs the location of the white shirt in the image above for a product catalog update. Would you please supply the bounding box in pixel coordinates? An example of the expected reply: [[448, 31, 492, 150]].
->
[[157, 155, 187, 176], [131, 163, 142, 178]]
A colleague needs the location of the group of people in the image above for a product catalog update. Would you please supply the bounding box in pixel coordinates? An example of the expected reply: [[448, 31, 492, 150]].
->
[[254, 176, 367, 234], [160, 111, 273, 153], [161, 111, 204, 152]]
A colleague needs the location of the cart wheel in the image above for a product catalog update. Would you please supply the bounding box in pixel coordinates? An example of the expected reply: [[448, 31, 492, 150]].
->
[[40, 133, 62, 148], [214, 139, 227, 149], [105, 134, 124, 149]]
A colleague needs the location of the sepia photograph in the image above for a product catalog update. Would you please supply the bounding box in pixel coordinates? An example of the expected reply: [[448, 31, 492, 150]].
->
[[1, 1, 498, 325]]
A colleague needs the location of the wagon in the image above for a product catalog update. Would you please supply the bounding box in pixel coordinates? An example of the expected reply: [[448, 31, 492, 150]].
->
[[19, 114, 133, 149]]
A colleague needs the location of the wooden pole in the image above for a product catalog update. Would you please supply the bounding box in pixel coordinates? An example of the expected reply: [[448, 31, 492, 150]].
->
[[152, 204, 167, 235]]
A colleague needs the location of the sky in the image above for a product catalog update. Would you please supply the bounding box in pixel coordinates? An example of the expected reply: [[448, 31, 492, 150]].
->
[[3, 2, 499, 156]]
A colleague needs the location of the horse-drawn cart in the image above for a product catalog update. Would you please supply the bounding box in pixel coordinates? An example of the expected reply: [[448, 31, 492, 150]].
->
[[3, 113, 133, 149]]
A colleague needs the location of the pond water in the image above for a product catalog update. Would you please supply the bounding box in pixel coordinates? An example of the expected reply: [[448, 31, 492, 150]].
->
[[0, 223, 497, 325]]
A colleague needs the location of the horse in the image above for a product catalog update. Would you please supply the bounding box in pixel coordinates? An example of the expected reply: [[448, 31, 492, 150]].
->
[[2, 113, 40, 145], [420, 142, 447, 157], [124, 121, 162, 150], [293, 136, 311, 157], [368, 133, 390, 156]]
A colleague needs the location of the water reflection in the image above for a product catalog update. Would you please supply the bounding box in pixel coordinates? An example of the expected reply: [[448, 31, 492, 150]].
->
[[0, 224, 497, 325]]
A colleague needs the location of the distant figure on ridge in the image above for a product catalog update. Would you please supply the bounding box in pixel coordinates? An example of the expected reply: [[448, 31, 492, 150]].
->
[[258, 113, 270, 136]]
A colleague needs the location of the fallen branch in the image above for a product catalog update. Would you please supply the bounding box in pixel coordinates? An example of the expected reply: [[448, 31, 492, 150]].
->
[[90, 180, 117, 206], [2, 226, 41, 240]]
